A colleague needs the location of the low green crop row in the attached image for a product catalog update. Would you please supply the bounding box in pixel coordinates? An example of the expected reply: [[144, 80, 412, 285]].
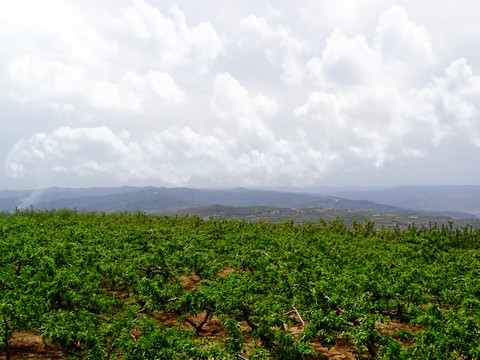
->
[[1, 209, 480, 359]]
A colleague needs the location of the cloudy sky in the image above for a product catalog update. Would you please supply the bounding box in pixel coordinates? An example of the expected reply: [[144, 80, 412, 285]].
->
[[1, 0, 480, 190]]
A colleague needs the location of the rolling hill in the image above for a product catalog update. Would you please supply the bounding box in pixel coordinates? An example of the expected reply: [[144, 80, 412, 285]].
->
[[1, 186, 479, 228], [0, 186, 404, 213], [328, 185, 480, 218]]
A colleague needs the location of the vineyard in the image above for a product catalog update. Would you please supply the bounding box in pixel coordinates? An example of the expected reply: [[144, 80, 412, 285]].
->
[[1, 210, 480, 359]]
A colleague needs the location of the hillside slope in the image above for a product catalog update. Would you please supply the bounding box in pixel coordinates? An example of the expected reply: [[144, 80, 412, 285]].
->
[[0, 187, 404, 213], [329, 185, 480, 217]]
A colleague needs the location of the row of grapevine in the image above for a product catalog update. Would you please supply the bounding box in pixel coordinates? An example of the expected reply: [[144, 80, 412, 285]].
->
[[1, 209, 480, 359]]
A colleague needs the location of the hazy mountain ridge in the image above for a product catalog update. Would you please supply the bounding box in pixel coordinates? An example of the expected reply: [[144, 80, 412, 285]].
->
[[0, 186, 478, 220], [0, 187, 403, 213], [328, 185, 480, 217]]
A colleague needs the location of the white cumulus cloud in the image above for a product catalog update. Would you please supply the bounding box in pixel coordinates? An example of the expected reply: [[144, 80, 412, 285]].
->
[[238, 12, 311, 85], [409, 58, 480, 146], [115, 1, 223, 72], [5, 124, 339, 187], [2, 1, 480, 188], [374, 5, 435, 65], [307, 30, 380, 87], [2, 0, 220, 116], [6, 127, 142, 180]]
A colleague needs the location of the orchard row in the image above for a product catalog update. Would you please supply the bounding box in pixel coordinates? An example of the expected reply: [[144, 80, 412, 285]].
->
[[1, 209, 480, 359]]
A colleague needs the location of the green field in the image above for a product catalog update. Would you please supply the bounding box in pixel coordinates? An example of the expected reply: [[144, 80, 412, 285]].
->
[[1, 210, 480, 359], [167, 204, 480, 229]]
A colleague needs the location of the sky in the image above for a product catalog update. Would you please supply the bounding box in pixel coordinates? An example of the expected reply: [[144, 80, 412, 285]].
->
[[1, 0, 480, 190]]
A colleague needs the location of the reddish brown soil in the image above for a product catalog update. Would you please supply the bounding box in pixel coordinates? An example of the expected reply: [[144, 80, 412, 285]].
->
[[181, 273, 202, 290], [379, 320, 426, 337], [314, 339, 356, 360], [217, 267, 236, 277], [0, 332, 62, 360]]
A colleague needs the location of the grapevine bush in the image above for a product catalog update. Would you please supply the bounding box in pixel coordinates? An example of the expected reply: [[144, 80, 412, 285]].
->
[[0, 210, 480, 359]]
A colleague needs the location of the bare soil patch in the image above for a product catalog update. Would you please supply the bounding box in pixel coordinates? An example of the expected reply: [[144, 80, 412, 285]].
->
[[216, 267, 236, 277], [379, 320, 425, 337], [0, 332, 63, 360], [313, 338, 356, 360], [181, 273, 202, 290]]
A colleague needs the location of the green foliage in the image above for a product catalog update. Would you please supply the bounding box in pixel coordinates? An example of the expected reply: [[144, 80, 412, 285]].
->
[[1, 210, 480, 359]]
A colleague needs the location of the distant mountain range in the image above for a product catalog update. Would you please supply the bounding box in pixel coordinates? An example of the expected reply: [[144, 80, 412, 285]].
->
[[0, 186, 402, 213], [326, 185, 480, 218], [0, 185, 479, 221]]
